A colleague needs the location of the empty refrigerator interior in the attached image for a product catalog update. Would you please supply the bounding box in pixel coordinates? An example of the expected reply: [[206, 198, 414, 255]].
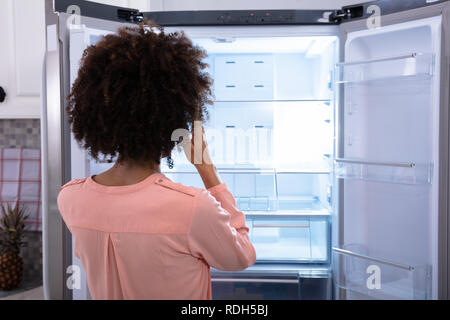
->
[[163, 36, 338, 263]]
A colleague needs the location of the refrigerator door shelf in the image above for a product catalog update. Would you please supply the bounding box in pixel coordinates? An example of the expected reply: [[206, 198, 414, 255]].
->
[[333, 246, 432, 300], [334, 159, 433, 185], [335, 52, 435, 84]]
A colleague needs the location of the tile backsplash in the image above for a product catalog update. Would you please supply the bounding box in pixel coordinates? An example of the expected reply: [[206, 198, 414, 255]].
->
[[0, 119, 42, 282], [0, 119, 41, 149]]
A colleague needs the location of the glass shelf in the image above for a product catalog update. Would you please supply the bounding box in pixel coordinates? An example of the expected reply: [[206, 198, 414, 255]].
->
[[163, 169, 331, 213], [244, 211, 330, 216], [277, 196, 323, 211], [334, 158, 433, 185], [336, 53, 434, 84], [333, 246, 431, 300], [163, 168, 330, 174], [213, 99, 333, 104]]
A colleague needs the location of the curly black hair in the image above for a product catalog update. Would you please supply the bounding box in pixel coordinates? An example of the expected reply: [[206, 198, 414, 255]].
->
[[67, 21, 213, 165]]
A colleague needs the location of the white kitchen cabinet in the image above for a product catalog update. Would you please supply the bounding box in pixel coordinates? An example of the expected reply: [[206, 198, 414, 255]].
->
[[0, 0, 45, 119], [0, 0, 152, 120]]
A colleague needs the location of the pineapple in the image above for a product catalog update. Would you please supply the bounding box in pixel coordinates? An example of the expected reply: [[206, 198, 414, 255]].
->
[[0, 204, 28, 291]]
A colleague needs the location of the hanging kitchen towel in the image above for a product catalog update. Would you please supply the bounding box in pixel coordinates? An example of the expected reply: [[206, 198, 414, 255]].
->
[[0, 148, 42, 232]]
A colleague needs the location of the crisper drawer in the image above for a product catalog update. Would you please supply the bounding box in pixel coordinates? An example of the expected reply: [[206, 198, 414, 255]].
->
[[248, 216, 330, 263], [211, 271, 331, 300], [212, 276, 300, 300]]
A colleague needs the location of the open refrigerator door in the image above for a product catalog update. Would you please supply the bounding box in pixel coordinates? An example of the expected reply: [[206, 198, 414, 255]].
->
[[333, 13, 443, 300]]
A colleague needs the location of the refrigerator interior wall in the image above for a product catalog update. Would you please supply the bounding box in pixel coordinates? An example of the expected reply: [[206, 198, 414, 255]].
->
[[335, 16, 441, 299]]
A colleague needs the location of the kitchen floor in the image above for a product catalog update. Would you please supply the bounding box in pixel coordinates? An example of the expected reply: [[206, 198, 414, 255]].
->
[[0, 279, 44, 300]]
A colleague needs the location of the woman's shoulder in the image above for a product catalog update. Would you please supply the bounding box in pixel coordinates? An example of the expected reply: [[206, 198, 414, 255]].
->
[[155, 176, 202, 198], [60, 178, 88, 191], [58, 178, 88, 207], [156, 176, 229, 201]]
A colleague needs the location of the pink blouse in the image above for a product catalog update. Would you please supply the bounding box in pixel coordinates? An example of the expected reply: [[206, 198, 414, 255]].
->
[[57, 173, 256, 300]]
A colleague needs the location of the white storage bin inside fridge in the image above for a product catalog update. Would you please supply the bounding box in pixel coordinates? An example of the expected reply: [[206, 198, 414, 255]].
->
[[214, 54, 274, 101], [249, 215, 330, 263], [195, 36, 337, 102]]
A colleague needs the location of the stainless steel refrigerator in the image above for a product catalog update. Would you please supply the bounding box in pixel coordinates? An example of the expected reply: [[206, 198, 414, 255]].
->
[[42, 0, 450, 300]]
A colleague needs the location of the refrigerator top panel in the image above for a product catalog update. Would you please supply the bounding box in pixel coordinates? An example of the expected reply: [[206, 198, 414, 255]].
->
[[144, 0, 449, 26], [55, 0, 337, 25], [54, 0, 449, 26]]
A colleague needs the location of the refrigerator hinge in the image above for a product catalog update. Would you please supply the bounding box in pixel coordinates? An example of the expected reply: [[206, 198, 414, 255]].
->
[[329, 5, 364, 24], [329, 9, 350, 23], [117, 9, 144, 23]]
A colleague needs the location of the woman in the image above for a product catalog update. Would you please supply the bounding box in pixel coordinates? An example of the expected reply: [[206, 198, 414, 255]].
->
[[57, 21, 256, 300]]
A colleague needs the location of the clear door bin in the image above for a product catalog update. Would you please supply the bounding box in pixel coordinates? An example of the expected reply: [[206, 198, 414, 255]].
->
[[248, 216, 330, 263], [336, 53, 434, 84], [333, 246, 431, 299], [334, 159, 433, 185]]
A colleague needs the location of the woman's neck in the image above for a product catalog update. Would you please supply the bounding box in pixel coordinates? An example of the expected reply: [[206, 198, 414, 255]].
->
[[93, 159, 161, 187]]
